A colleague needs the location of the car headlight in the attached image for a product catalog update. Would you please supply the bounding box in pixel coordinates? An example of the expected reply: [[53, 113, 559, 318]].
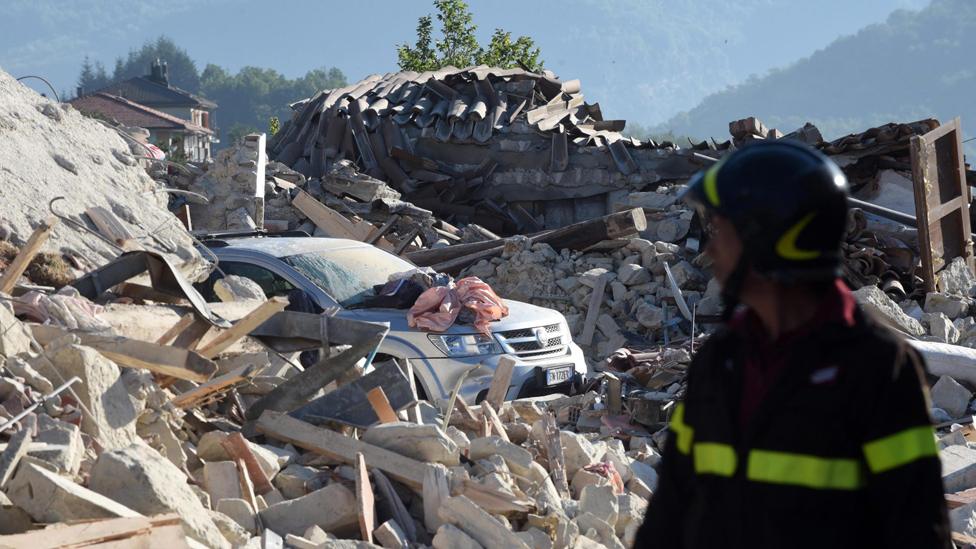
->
[[428, 333, 502, 357]]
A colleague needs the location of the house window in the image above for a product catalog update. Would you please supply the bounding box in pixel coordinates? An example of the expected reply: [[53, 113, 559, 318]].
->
[[201, 111, 209, 129]]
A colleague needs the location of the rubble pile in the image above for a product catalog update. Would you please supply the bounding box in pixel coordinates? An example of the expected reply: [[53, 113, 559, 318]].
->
[[0, 289, 661, 548], [0, 68, 203, 277], [265, 66, 709, 233]]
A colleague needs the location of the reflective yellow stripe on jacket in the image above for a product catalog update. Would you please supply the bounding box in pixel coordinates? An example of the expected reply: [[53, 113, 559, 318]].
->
[[673, 400, 935, 489], [862, 425, 938, 473], [670, 403, 694, 454], [746, 450, 864, 490]]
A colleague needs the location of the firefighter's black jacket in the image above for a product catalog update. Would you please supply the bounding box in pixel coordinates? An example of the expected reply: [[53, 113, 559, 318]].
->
[[635, 307, 951, 548]]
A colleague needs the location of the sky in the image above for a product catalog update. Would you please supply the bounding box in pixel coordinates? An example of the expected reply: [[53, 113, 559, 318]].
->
[[1, 0, 931, 128]]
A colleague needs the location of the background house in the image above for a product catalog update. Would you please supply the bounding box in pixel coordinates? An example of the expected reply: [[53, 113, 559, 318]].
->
[[79, 59, 218, 161]]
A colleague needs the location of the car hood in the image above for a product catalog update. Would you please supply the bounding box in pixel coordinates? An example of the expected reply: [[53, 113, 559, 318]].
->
[[338, 298, 566, 335]]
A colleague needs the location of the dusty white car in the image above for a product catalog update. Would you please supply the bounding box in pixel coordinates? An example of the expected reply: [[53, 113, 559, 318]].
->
[[196, 235, 588, 406]]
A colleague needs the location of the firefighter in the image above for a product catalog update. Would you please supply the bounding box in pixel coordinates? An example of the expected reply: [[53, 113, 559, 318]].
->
[[634, 140, 950, 548]]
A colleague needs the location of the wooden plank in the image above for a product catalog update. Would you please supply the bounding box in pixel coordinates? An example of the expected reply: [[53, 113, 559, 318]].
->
[[220, 432, 275, 495], [365, 214, 400, 245], [577, 273, 609, 346], [292, 190, 365, 240], [0, 216, 57, 293], [400, 359, 422, 424], [86, 206, 136, 247], [394, 227, 420, 256], [172, 318, 212, 350], [355, 452, 376, 543], [0, 514, 188, 548], [0, 416, 33, 488], [438, 495, 530, 549], [156, 313, 197, 345], [171, 364, 261, 409], [196, 298, 288, 359], [256, 411, 431, 491], [484, 357, 516, 410], [235, 457, 260, 519], [480, 401, 509, 442], [542, 411, 570, 498], [366, 387, 399, 424], [605, 372, 622, 416], [441, 368, 473, 431], [29, 324, 217, 382]]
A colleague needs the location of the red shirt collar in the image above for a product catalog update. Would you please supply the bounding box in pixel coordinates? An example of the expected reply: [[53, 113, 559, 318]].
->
[[730, 278, 856, 342]]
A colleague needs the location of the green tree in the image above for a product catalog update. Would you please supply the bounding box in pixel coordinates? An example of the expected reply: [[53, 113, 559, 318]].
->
[[77, 55, 110, 95], [398, 0, 543, 72], [112, 36, 200, 92], [200, 64, 347, 146]]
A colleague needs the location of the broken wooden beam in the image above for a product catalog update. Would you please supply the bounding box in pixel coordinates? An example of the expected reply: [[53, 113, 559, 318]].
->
[[220, 432, 275, 496], [171, 364, 261, 409], [156, 313, 197, 346], [366, 387, 399, 424], [0, 216, 57, 293], [255, 411, 431, 491], [355, 452, 376, 543], [29, 324, 217, 382], [484, 356, 515, 410], [196, 298, 288, 359]]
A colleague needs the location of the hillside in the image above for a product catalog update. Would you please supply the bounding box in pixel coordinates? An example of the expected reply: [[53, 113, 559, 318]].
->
[[658, 0, 976, 148]]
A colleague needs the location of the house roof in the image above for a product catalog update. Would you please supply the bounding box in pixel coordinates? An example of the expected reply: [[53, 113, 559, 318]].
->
[[94, 76, 217, 109], [70, 92, 213, 135]]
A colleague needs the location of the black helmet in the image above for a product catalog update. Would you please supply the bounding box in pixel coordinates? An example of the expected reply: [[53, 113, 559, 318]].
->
[[682, 140, 849, 289]]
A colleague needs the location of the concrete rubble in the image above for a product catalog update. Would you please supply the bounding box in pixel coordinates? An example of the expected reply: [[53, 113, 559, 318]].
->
[[2, 63, 976, 548]]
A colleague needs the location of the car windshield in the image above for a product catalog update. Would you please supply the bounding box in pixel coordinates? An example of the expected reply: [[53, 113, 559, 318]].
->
[[282, 246, 417, 307]]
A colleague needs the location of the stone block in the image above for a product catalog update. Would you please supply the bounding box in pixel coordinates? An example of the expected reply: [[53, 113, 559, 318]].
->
[[216, 497, 257, 533], [258, 482, 358, 537], [925, 292, 970, 320], [579, 484, 618, 525], [88, 443, 230, 549], [30, 339, 139, 450], [629, 459, 659, 492], [33, 415, 84, 475], [214, 275, 267, 302], [0, 304, 32, 358], [939, 257, 976, 297], [433, 523, 483, 549], [617, 264, 651, 286], [205, 461, 244, 504], [273, 463, 320, 499], [362, 422, 459, 466], [572, 468, 609, 499], [6, 461, 139, 523], [931, 376, 972, 418], [941, 445, 976, 493], [560, 431, 599, 477], [853, 286, 925, 336]]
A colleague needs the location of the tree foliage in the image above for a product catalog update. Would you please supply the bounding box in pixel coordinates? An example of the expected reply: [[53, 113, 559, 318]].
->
[[77, 56, 110, 93], [111, 36, 201, 92], [398, 0, 543, 72], [74, 36, 346, 149], [200, 64, 346, 145]]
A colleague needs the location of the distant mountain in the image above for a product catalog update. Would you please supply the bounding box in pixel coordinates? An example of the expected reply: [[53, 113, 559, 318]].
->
[[658, 0, 976, 149]]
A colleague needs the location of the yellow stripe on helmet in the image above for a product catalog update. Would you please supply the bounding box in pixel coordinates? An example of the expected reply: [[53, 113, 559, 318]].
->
[[775, 213, 821, 260], [703, 163, 721, 206]]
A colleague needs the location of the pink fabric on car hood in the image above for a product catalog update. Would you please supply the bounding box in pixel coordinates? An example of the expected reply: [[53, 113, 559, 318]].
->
[[407, 276, 509, 334]]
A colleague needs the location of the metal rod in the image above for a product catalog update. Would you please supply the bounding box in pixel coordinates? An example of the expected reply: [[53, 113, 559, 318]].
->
[[0, 376, 82, 433], [847, 197, 917, 227]]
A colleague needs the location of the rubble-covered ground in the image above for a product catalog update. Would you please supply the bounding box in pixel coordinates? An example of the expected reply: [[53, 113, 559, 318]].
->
[[3, 64, 976, 548]]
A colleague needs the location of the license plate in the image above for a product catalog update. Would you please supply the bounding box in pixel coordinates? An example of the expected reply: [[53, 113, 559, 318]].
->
[[546, 366, 573, 386]]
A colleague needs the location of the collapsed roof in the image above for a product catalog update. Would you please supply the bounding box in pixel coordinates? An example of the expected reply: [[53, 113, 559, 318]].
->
[[267, 66, 709, 232]]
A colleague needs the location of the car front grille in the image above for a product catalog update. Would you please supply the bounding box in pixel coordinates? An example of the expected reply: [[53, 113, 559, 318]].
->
[[496, 323, 567, 359]]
